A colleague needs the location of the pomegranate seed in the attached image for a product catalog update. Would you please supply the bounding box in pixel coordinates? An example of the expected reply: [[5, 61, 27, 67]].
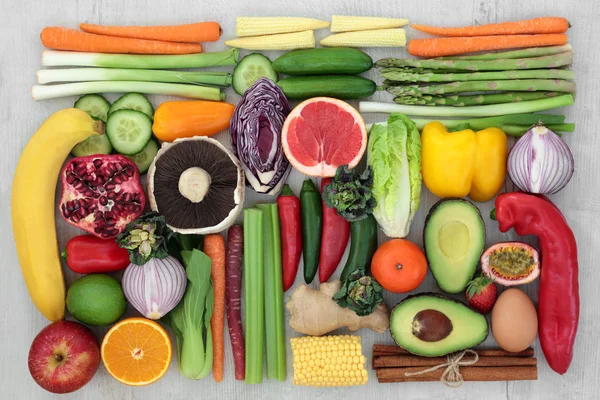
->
[[75, 167, 87, 177], [104, 212, 115, 220], [101, 232, 110, 238], [83, 190, 93, 197], [106, 163, 117, 173], [78, 199, 87, 207], [116, 192, 124, 202], [114, 204, 124, 214], [78, 208, 87, 218], [114, 162, 123, 171], [71, 215, 80, 223], [99, 196, 108, 206], [124, 168, 134, 178], [92, 192, 101, 199], [106, 218, 117, 226], [107, 191, 117, 200], [133, 193, 140, 202], [105, 183, 116, 191], [113, 175, 123, 184], [123, 193, 132, 202], [66, 174, 76, 184], [93, 159, 103, 168], [133, 205, 142, 213]]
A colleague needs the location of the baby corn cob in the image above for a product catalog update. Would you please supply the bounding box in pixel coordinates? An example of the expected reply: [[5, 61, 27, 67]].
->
[[236, 17, 329, 37], [225, 30, 315, 50], [321, 29, 406, 48], [331, 15, 409, 32], [291, 335, 368, 387]]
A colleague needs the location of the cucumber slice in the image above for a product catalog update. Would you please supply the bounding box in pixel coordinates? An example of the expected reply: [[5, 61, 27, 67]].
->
[[109, 93, 154, 119], [105, 110, 153, 155], [74, 94, 111, 122], [71, 134, 113, 157], [232, 53, 278, 95], [124, 139, 159, 174]]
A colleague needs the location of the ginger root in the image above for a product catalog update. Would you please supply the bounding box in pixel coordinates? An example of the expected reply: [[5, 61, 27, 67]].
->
[[286, 280, 390, 336]]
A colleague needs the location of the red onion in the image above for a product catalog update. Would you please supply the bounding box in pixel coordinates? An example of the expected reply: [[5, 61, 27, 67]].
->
[[507, 124, 574, 194], [122, 255, 187, 319]]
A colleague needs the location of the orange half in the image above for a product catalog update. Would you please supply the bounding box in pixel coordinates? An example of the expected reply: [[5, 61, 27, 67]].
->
[[101, 317, 172, 386]]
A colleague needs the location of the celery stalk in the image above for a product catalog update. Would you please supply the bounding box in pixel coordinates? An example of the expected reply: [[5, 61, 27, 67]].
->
[[256, 203, 286, 382], [244, 209, 265, 384]]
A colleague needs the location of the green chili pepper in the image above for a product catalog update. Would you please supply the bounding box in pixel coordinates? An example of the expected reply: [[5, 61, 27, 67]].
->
[[300, 179, 322, 283], [340, 214, 378, 282]]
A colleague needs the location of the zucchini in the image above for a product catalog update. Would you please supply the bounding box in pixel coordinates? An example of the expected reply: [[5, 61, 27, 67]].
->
[[273, 48, 373, 76], [278, 75, 376, 100]]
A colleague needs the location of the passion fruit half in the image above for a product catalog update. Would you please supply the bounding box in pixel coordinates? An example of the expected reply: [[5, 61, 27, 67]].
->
[[481, 242, 540, 286]]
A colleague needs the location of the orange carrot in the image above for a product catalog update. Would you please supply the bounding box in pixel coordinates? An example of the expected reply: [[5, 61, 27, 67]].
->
[[408, 34, 568, 57], [411, 17, 570, 37], [80, 22, 221, 43], [204, 234, 226, 383], [40, 27, 202, 54]]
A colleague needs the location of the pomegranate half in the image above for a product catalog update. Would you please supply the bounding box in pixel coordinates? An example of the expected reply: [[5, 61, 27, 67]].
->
[[481, 242, 540, 286], [59, 155, 146, 239]]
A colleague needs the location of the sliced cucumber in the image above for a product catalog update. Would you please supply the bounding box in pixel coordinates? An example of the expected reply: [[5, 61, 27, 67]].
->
[[71, 134, 113, 157], [105, 110, 153, 155], [74, 94, 111, 122], [124, 139, 159, 174], [232, 53, 278, 95], [109, 93, 154, 119]]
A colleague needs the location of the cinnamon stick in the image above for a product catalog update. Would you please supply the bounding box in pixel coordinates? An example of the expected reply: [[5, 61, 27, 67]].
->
[[377, 366, 538, 383], [372, 344, 534, 358], [373, 355, 537, 369]]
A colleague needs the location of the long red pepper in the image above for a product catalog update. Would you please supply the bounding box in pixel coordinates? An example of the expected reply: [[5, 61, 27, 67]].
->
[[62, 235, 130, 274], [318, 178, 350, 283], [277, 184, 302, 291], [225, 225, 245, 380], [494, 192, 578, 374]]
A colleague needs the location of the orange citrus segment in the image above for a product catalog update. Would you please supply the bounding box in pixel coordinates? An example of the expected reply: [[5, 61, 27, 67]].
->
[[101, 317, 172, 386]]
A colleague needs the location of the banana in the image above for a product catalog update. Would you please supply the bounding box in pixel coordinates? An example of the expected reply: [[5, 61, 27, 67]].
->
[[12, 108, 102, 321]]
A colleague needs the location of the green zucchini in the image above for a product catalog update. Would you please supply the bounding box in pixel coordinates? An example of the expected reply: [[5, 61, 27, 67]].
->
[[340, 214, 378, 282], [273, 48, 373, 76], [278, 75, 376, 100]]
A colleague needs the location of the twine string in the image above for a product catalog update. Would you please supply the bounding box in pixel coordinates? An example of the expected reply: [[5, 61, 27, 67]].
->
[[403, 349, 479, 388]]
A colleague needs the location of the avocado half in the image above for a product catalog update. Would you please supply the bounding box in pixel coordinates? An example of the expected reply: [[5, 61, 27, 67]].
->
[[390, 293, 488, 357], [423, 198, 485, 294]]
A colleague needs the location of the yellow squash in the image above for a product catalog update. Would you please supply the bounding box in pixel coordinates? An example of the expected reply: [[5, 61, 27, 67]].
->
[[421, 121, 508, 202], [12, 109, 102, 321]]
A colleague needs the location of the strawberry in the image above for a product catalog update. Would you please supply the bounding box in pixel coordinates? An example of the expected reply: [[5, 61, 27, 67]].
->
[[465, 274, 497, 314]]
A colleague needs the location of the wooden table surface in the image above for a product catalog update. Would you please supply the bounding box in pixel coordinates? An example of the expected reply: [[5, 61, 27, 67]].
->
[[1, 0, 598, 398]]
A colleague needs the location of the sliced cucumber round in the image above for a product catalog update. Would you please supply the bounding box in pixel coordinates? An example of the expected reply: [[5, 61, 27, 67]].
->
[[124, 139, 159, 174], [74, 94, 111, 122], [105, 110, 153, 155], [71, 134, 113, 157], [232, 53, 278, 96], [109, 93, 154, 119]]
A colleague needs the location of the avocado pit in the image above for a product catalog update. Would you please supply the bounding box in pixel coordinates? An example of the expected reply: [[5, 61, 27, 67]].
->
[[412, 309, 453, 342]]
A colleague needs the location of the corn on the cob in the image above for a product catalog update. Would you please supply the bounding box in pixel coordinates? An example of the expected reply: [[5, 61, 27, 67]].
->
[[225, 30, 315, 51], [291, 335, 368, 387], [321, 29, 406, 48], [331, 15, 409, 32], [236, 17, 329, 37]]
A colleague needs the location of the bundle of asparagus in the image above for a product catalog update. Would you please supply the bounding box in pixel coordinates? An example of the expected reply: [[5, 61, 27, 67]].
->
[[376, 45, 576, 107]]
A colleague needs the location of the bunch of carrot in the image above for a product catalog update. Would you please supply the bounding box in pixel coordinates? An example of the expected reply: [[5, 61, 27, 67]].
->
[[41, 21, 222, 54], [408, 17, 570, 57]]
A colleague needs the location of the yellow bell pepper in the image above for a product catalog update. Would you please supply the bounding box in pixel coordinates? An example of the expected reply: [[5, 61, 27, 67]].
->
[[421, 121, 508, 202]]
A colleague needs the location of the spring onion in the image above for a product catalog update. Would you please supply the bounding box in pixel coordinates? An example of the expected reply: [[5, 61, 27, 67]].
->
[[244, 208, 265, 384], [41, 49, 239, 68], [31, 81, 224, 101], [37, 68, 232, 87], [256, 203, 286, 381]]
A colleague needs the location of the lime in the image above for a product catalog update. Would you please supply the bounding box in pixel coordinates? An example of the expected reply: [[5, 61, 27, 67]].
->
[[67, 274, 126, 326]]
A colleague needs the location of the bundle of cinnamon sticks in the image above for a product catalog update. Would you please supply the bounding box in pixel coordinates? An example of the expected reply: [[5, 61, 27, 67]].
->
[[372, 344, 538, 383]]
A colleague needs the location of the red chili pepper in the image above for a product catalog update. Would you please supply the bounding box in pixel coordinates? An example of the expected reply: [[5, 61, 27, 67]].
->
[[494, 192, 578, 374], [277, 184, 302, 291], [318, 178, 350, 283], [62, 235, 130, 274]]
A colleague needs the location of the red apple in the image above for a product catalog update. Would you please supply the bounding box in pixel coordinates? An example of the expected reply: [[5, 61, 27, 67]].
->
[[28, 320, 100, 393]]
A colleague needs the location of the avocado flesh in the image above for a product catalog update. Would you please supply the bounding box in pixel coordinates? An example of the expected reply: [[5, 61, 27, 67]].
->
[[390, 294, 488, 357], [424, 199, 485, 293]]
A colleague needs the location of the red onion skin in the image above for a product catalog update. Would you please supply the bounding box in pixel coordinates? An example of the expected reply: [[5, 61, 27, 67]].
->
[[122, 255, 187, 319], [507, 125, 574, 194]]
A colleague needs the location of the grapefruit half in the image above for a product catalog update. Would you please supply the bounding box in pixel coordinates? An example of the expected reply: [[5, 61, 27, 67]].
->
[[281, 97, 367, 177]]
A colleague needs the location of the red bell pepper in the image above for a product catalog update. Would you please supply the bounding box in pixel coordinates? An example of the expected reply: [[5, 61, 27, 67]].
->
[[277, 184, 302, 291], [494, 192, 578, 375], [62, 235, 130, 274], [319, 178, 350, 283]]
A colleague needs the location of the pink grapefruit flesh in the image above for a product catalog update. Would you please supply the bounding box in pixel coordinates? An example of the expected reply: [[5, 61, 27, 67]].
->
[[282, 97, 367, 177]]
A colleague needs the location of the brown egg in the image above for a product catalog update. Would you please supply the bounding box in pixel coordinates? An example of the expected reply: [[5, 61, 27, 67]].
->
[[491, 288, 538, 352]]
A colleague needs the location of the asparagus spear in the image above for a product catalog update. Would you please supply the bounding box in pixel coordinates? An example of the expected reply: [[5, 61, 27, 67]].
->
[[375, 51, 574, 71], [394, 91, 562, 106], [387, 79, 576, 96], [437, 44, 573, 60], [380, 68, 575, 82]]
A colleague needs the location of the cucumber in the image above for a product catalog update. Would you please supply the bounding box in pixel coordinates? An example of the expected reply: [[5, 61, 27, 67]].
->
[[232, 53, 278, 95], [273, 48, 373, 76], [277, 75, 377, 100], [71, 134, 113, 157], [105, 110, 153, 155], [124, 139, 159, 174], [109, 93, 154, 119], [74, 94, 111, 122]]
